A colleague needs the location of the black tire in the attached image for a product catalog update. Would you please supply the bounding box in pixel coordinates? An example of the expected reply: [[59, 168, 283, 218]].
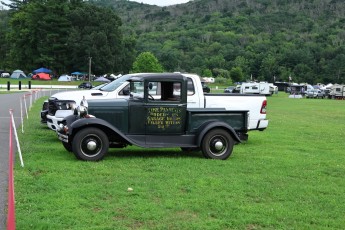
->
[[201, 129, 234, 160], [72, 127, 109, 161], [62, 141, 72, 152]]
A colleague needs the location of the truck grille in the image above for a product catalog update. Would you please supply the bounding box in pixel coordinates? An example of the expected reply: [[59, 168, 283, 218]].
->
[[48, 99, 58, 116]]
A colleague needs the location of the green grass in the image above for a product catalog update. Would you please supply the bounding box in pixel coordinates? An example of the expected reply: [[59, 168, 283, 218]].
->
[[14, 94, 345, 229]]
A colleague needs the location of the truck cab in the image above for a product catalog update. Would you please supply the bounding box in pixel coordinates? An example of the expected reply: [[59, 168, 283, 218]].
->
[[58, 73, 248, 161]]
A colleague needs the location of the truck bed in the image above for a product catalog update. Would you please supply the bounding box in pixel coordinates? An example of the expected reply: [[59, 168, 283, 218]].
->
[[186, 108, 248, 133], [202, 93, 267, 131]]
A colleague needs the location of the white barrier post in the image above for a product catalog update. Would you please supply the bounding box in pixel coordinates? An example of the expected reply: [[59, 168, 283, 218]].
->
[[20, 98, 24, 134], [30, 93, 32, 110], [23, 95, 28, 119], [9, 109, 24, 167]]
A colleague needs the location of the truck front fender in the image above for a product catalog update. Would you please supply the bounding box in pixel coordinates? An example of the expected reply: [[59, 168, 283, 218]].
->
[[196, 121, 242, 146], [69, 118, 133, 145]]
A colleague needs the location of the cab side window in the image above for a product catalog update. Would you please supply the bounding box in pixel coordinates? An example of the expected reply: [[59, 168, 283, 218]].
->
[[187, 78, 195, 96], [148, 81, 181, 102]]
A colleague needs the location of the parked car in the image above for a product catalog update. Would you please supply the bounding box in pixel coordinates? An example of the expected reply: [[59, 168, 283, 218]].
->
[[232, 85, 241, 93], [305, 89, 325, 99], [324, 89, 331, 99], [0, 72, 10, 78], [40, 100, 49, 123], [224, 86, 235, 93], [201, 82, 210, 93], [78, 82, 93, 89]]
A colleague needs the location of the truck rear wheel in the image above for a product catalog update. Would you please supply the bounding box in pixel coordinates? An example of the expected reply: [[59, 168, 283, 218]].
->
[[72, 127, 109, 161], [201, 129, 234, 160]]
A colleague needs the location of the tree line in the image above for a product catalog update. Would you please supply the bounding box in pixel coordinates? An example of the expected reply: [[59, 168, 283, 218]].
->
[[1, 0, 344, 84], [0, 0, 136, 76]]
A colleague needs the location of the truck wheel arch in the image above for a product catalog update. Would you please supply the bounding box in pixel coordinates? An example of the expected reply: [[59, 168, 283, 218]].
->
[[69, 118, 131, 146], [196, 121, 242, 147]]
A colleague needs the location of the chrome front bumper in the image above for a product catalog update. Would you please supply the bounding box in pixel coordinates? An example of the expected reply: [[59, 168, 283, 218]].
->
[[57, 132, 69, 143]]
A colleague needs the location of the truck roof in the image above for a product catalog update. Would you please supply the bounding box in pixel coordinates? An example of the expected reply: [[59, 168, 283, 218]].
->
[[127, 73, 185, 82]]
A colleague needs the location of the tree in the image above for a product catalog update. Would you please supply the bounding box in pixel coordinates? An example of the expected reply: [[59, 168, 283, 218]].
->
[[230, 67, 244, 83], [260, 54, 278, 82], [131, 52, 164, 73], [6, 0, 126, 75], [67, 3, 124, 75], [202, 69, 212, 77], [0, 10, 10, 68]]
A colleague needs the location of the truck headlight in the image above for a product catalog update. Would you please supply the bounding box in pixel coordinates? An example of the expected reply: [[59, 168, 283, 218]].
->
[[67, 102, 76, 110]]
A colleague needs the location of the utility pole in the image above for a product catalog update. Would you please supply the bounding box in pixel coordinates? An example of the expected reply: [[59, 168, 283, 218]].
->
[[88, 56, 92, 82]]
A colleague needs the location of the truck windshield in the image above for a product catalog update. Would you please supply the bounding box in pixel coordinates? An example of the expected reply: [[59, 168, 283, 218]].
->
[[99, 75, 131, 92]]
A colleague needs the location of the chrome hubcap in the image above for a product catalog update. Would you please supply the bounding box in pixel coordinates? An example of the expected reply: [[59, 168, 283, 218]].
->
[[87, 141, 97, 151], [214, 141, 224, 151]]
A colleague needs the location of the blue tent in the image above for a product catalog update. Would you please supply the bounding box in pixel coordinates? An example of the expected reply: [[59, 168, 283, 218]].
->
[[71, 71, 82, 75], [33, 67, 52, 74]]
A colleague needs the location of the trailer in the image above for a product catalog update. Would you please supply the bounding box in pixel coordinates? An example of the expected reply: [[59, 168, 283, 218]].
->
[[330, 84, 345, 99], [240, 82, 270, 96]]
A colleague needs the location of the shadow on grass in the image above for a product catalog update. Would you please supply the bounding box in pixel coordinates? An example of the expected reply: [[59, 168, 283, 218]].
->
[[106, 148, 204, 159]]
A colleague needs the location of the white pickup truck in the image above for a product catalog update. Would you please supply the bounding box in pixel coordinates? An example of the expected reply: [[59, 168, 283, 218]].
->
[[45, 73, 268, 138]]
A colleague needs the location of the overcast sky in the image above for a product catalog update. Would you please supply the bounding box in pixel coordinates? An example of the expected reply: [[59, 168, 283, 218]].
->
[[1, 0, 191, 8]]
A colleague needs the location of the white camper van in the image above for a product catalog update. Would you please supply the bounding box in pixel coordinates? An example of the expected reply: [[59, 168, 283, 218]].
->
[[241, 82, 271, 96], [330, 84, 345, 99], [269, 83, 278, 95]]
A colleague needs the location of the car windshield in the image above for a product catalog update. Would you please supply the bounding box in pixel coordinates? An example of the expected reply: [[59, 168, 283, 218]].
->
[[99, 75, 131, 92]]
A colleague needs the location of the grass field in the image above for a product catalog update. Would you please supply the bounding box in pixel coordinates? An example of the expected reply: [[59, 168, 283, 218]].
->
[[14, 93, 345, 229]]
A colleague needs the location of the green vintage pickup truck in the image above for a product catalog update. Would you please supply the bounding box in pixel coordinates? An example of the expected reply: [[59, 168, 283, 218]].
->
[[58, 73, 249, 161]]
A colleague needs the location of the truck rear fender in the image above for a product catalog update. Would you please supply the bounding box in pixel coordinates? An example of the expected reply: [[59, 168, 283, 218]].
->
[[69, 118, 133, 145], [196, 121, 242, 146]]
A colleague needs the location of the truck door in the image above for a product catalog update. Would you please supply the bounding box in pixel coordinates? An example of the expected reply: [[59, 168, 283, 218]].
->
[[128, 79, 187, 136], [145, 81, 186, 135]]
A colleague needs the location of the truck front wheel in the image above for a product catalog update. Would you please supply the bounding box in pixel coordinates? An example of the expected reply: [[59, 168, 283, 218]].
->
[[62, 141, 72, 152], [201, 129, 234, 160], [72, 128, 109, 161]]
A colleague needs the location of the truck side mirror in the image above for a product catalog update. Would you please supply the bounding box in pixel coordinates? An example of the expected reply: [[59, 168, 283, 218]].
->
[[148, 82, 153, 90]]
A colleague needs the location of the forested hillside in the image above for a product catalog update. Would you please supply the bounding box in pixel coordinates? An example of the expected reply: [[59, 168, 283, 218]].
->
[[94, 0, 345, 84], [1, 0, 344, 84]]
